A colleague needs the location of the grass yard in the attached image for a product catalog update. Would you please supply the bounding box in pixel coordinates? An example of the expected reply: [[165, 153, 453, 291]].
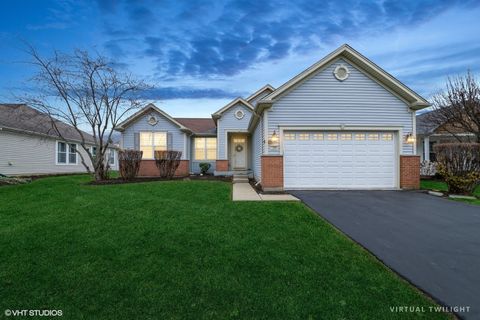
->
[[421, 179, 480, 205], [0, 176, 450, 319]]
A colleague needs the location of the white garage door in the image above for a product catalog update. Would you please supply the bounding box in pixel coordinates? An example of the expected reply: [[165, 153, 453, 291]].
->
[[284, 131, 397, 189]]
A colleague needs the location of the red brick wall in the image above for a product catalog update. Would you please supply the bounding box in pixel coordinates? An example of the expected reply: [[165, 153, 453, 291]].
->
[[400, 155, 420, 189], [261, 155, 283, 190], [138, 160, 189, 177], [216, 160, 229, 172]]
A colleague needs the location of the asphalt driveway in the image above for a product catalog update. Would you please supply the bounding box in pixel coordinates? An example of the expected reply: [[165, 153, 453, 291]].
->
[[290, 190, 480, 319]]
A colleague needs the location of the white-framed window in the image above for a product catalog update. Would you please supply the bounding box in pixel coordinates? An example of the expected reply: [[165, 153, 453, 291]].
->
[[284, 133, 295, 140], [382, 133, 393, 141], [57, 141, 77, 165], [368, 133, 379, 141], [355, 134, 365, 141], [298, 133, 310, 140], [140, 132, 167, 159], [340, 133, 352, 140], [327, 133, 337, 140], [194, 137, 216, 160], [90, 146, 97, 158], [108, 149, 115, 165], [313, 133, 324, 140]]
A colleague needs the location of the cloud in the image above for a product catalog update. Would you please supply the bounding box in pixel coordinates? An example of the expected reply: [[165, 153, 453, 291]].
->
[[142, 86, 246, 100]]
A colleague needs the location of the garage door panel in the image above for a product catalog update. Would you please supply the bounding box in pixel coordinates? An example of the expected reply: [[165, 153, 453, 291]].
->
[[284, 131, 396, 189]]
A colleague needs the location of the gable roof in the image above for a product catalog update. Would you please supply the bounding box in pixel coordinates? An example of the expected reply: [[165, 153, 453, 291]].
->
[[245, 84, 275, 103], [116, 103, 190, 132], [174, 118, 216, 135], [0, 103, 96, 143], [258, 44, 430, 111], [212, 97, 253, 120]]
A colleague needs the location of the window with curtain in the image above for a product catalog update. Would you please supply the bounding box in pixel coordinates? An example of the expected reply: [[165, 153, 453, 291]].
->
[[194, 137, 216, 160], [140, 132, 167, 159]]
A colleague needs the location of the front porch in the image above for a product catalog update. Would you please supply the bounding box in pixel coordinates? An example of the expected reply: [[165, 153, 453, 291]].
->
[[215, 132, 253, 177]]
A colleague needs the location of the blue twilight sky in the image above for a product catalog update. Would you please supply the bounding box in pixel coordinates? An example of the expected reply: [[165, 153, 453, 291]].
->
[[1, 0, 480, 117]]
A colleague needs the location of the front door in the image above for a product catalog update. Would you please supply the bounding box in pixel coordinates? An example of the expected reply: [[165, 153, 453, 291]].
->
[[231, 134, 247, 169]]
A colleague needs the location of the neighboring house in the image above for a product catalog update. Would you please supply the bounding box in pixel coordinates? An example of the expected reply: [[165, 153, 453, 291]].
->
[[0, 104, 119, 176], [116, 44, 430, 190], [416, 111, 476, 162]]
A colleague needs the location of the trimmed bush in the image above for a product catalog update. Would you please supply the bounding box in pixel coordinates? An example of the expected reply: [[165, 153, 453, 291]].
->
[[154, 150, 182, 179], [119, 150, 143, 180], [433, 143, 480, 195], [199, 162, 211, 175]]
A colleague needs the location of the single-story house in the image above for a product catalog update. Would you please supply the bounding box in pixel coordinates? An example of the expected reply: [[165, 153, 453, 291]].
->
[[0, 104, 119, 176], [416, 111, 476, 162], [116, 44, 430, 190]]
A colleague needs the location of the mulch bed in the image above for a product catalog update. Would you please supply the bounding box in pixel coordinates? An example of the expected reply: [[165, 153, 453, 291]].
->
[[88, 175, 232, 185]]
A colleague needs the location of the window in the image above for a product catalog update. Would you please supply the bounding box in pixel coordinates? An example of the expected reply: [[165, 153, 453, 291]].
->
[[108, 150, 115, 165], [368, 133, 379, 141], [340, 133, 352, 140], [382, 133, 393, 141], [327, 133, 337, 140], [140, 132, 167, 159], [90, 146, 97, 159], [298, 133, 310, 140], [313, 133, 323, 140], [284, 133, 295, 140], [57, 141, 77, 164], [195, 137, 217, 160], [355, 134, 365, 141]]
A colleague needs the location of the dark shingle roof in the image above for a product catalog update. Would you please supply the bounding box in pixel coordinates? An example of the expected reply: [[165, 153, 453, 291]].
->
[[416, 110, 441, 135], [0, 104, 95, 143], [174, 118, 216, 135]]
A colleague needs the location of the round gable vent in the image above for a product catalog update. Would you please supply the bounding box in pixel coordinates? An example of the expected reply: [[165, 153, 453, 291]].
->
[[334, 64, 350, 81], [235, 109, 245, 120], [147, 115, 158, 126]]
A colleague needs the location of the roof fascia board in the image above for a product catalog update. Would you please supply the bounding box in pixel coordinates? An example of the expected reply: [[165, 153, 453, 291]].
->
[[245, 84, 275, 103], [212, 97, 253, 118]]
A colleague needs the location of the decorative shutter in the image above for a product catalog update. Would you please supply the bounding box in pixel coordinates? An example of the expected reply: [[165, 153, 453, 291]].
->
[[134, 132, 140, 150], [167, 132, 173, 150]]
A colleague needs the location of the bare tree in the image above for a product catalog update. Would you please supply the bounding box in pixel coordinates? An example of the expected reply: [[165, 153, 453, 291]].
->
[[21, 44, 148, 181], [426, 71, 480, 142]]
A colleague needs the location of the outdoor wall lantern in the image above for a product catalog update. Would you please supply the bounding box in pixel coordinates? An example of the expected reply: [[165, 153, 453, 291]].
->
[[405, 133, 415, 144], [268, 130, 280, 148]]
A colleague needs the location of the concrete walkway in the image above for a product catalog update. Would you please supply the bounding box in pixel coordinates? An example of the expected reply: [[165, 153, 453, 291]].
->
[[232, 183, 299, 201]]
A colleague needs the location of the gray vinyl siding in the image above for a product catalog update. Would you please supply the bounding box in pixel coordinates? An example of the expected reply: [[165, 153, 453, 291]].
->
[[216, 103, 252, 159], [0, 131, 118, 175], [190, 136, 216, 174], [249, 91, 272, 107], [267, 58, 415, 155], [122, 110, 187, 160], [251, 119, 263, 181]]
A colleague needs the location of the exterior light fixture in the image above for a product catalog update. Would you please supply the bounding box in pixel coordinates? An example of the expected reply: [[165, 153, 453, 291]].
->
[[268, 130, 280, 148], [405, 133, 415, 144]]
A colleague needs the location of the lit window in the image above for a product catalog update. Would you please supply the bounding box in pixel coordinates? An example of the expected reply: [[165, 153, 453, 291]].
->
[[298, 133, 310, 140], [195, 137, 217, 160], [340, 133, 352, 140], [382, 133, 393, 141], [368, 133, 379, 141], [57, 141, 77, 164], [284, 133, 295, 140], [140, 132, 167, 159], [327, 133, 337, 140], [313, 133, 324, 140], [355, 134, 365, 141]]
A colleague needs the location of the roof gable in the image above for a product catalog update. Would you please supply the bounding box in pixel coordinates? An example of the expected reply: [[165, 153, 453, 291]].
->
[[258, 44, 429, 110], [246, 84, 275, 104], [116, 103, 189, 132], [212, 97, 253, 119]]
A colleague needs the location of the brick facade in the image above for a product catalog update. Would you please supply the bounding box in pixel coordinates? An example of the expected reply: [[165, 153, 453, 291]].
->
[[261, 155, 283, 191], [216, 160, 229, 172], [400, 155, 420, 189], [138, 160, 190, 177]]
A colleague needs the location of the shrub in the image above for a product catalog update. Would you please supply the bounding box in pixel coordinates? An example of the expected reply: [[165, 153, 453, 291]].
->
[[199, 162, 211, 175], [0, 176, 31, 186], [119, 150, 143, 180], [420, 161, 438, 176], [154, 150, 182, 179], [433, 143, 480, 195]]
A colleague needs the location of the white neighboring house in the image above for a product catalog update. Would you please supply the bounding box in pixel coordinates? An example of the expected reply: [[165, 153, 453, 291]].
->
[[0, 104, 119, 176]]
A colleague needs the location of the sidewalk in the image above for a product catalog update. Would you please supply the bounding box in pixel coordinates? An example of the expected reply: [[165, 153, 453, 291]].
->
[[232, 183, 300, 202]]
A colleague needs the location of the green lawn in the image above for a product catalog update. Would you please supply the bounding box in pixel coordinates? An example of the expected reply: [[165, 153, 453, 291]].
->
[[421, 180, 480, 205], [0, 176, 449, 319]]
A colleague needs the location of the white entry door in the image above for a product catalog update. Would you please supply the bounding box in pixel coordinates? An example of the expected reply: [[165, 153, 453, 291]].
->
[[283, 131, 397, 189], [231, 135, 247, 169]]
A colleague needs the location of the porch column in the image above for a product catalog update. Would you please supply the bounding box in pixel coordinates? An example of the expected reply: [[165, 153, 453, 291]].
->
[[423, 136, 430, 161]]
